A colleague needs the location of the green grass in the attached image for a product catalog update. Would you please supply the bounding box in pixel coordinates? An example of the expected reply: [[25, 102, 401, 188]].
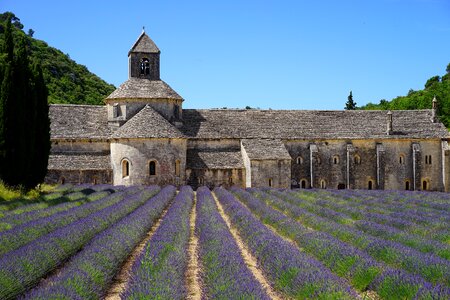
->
[[0, 181, 57, 211]]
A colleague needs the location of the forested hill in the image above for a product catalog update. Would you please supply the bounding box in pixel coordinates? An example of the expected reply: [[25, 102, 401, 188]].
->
[[360, 63, 450, 128], [0, 12, 115, 105]]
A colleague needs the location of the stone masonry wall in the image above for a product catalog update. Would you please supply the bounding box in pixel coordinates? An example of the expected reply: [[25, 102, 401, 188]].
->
[[111, 138, 187, 186]]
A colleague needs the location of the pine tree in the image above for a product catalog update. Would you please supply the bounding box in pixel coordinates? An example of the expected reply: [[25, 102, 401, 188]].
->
[[345, 91, 357, 110]]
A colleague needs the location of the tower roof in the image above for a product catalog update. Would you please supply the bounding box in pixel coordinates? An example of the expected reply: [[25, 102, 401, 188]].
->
[[128, 30, 160, 55]]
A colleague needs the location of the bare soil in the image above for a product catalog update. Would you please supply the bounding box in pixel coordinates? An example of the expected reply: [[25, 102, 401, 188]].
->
[[103, 205, 171, 300], [185, 193, 202, 300], [212, 193, 284, 300]]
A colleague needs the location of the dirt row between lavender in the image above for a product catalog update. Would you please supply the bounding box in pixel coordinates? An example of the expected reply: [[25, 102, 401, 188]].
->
[[212, 193, 283, 300], [104, 204, 171, 299], [186, 193, 202, 300]]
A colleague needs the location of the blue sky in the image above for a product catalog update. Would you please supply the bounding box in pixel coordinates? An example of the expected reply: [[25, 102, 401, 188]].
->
[[3, 0, 450, 110]]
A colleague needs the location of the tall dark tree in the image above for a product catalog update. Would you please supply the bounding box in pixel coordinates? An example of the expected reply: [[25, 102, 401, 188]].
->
[[345, 91, 357, 110], [0, 16, 50, 188]]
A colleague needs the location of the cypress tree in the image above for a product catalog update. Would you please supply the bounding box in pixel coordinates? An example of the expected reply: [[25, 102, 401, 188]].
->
[[345, 91, 357, 110], [0, 16, 50, 188], [29, 62, 50, 187]]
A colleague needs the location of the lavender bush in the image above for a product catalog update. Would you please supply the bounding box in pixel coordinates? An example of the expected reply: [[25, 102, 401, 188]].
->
[[268, 189, 450, 287], [0, 189, 132, 255], [214, 187, 358, 299], [0, 186, 160, 300], [122, 186, 194, 300], [196, 187, 270, 299], [23, 185, 175, 300]]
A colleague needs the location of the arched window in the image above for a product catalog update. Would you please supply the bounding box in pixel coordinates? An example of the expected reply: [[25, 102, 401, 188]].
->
[[368, 180, 373, 190], [175, 160, 181, 177], [198, 177, 204, 185], [300, 179, 307, 189], [122, 159, 130, 178], [320, 179, 327, 189], [296, 156, 303, 164], [422, 180, 429, 191], [354, 155, 361, 165], [399, 154, 405, 164], [405, 180, 410, 190], [268, 178, 273, 187], [333, 155, 340, 165], [140, 58, 150, 75], [149, 161, 156, 176], [425, 155, 432, 165], [229, 177, 233, 185]]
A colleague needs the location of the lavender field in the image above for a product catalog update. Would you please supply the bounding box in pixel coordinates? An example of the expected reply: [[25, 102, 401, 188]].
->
[[0, 184, 449, 299]]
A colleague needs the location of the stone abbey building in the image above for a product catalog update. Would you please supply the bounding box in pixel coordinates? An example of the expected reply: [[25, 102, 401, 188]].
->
[[46, 31, 450, 191]]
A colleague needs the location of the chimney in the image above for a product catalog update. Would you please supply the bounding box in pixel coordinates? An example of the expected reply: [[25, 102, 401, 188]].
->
[[386, 111, 393, 135], [431, 96, 438, 123]]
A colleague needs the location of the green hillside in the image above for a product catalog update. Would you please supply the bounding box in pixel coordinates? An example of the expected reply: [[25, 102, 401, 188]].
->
[[0, 12, 115, 105], [361, 63, 450, 128]]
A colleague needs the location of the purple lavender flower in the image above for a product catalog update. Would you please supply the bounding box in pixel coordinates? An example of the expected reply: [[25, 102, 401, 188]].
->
[[122, 186, 194, 300], [23, 186, 175, 300], [196, 187, 270, 299]]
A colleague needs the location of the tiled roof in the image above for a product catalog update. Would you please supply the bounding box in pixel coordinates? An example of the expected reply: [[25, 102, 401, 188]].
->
[[129, 31, 160, 54], [186, 149, 244, 169], [112, 105, 185, 139], [49, 105, 113, 140], [241, 139, 291, 160], [106, 78, 182, 101], [48, 153, 111, 170], [180, 109, 449, 140]]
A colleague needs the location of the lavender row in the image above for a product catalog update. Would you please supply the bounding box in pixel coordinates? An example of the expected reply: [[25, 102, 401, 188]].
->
[[326, 189, 450, 218], [280, 190, 449, 259], [0, 188, 136, 256], [0, 190, 113, 232], [214, 187, 358, 299], [354, 219, 449, 260], [195, 187, 270, 299], [266, 189, 450, 287], [24, 185, 176, 300], [0, 186, 160, 300], [122, 186, 194, 299], [244, 189, 449, 298]]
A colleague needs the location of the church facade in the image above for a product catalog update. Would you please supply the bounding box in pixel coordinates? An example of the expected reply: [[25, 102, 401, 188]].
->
[[46, 31, 450, 191]]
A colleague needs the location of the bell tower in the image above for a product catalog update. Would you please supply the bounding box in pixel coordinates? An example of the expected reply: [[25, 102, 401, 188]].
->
[[105, 29, 184, 127], [129, 28, 160, 80]]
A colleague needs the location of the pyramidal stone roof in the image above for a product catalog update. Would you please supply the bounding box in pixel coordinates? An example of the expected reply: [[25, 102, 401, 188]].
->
[[129, 31, 160, 54], [112, 105, 185, 139], [105, 78, 182, 101]]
